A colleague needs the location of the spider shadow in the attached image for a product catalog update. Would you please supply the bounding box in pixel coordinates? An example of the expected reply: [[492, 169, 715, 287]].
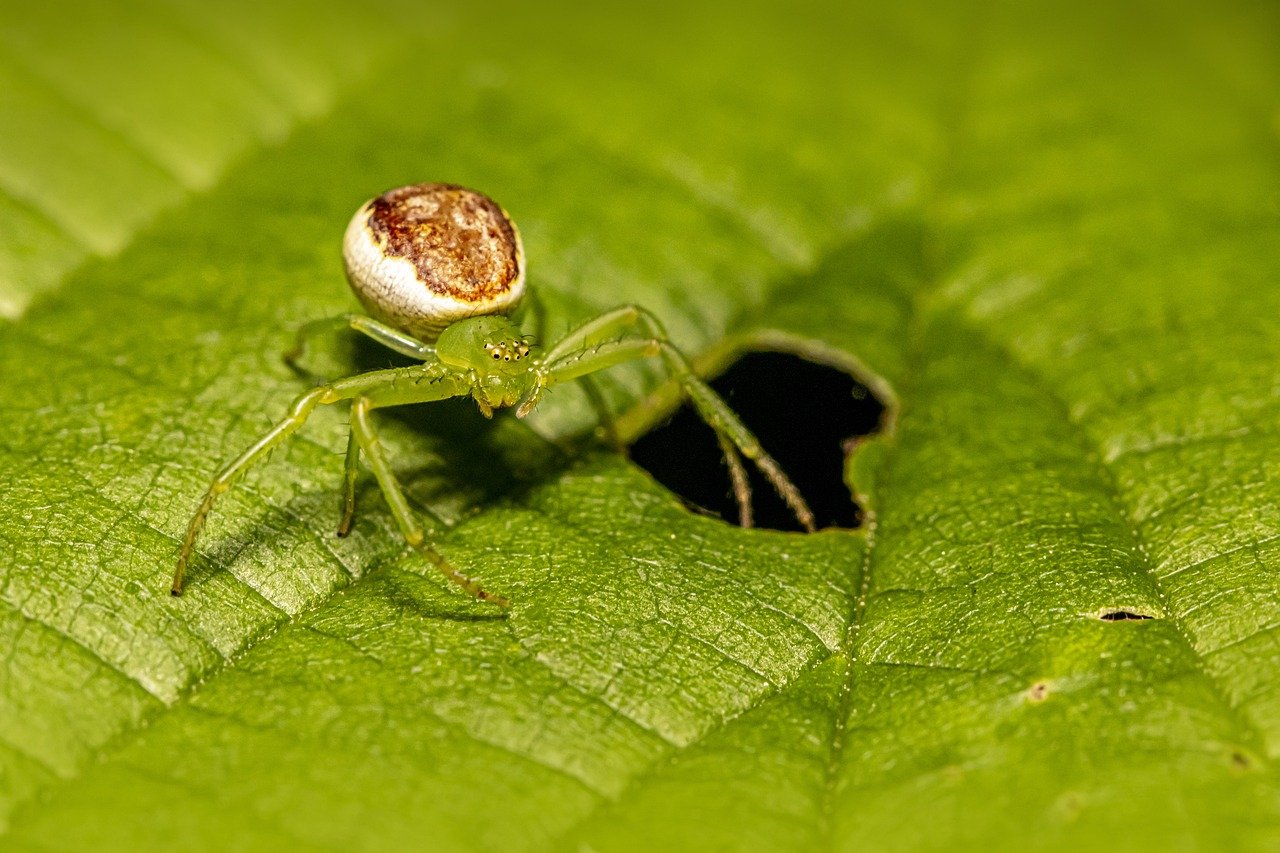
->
[[376, 570, 511, 624]]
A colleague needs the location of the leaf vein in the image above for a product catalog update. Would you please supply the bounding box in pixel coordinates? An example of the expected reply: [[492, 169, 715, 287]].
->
[[965, 323, 1272, 756]]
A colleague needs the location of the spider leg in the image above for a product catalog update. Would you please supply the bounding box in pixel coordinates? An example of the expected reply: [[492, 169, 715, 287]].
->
[[172, 362, 471, 595], [542, 305, 648, 363], [543, 310, 816, 532], [519, 306, 623, 443], [173, 384, 335, 595], [337, 429, 360, 537], [674, 360, 816, 532], [285, 313, 436, 378], [716, 431, 753, 528], [350, 398, 508, 608]]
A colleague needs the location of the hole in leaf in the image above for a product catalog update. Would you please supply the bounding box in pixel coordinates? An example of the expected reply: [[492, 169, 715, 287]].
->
[[630, 351, 885, 531], [1098, 610, 1155, 621]]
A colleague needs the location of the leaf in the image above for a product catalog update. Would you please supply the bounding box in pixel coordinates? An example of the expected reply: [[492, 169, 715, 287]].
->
[[3, 1, 1280, 850]]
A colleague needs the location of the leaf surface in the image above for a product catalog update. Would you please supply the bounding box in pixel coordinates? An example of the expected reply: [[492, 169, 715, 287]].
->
[[2, 1, 1279, 850]]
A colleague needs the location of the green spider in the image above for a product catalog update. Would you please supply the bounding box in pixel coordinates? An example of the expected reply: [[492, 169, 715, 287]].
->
[[171, 183, 815, 607]]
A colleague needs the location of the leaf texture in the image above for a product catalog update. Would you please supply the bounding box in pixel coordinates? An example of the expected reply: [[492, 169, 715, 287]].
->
[[1, 0, 1278, 850]]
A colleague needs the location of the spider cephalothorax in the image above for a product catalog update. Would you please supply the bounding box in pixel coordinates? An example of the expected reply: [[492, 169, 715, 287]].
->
[[434, 316, 541, 415], [171, 183, 814, 607]]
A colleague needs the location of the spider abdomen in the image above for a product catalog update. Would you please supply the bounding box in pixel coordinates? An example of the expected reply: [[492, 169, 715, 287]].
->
[[342, 183, 525, 341]]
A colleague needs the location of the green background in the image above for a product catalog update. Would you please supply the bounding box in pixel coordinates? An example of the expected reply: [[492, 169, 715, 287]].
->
[[2, 0, 1278, 849]]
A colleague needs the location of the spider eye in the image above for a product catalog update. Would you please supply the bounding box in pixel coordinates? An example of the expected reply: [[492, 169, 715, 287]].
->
[[492, 352, 500, 359]]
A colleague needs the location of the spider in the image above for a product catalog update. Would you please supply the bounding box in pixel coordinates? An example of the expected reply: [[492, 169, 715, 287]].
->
[[171, 183, 815, 607]]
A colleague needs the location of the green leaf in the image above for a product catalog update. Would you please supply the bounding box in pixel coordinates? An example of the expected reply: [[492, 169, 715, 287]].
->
[[3, 1, 1279, 850]]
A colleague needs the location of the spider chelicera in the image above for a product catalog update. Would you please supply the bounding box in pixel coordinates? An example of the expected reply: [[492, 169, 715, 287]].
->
[[171, 183, 815, 607]]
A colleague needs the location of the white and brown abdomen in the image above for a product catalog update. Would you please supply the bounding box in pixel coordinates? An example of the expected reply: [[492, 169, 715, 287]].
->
[[342, 183, 526, 341]]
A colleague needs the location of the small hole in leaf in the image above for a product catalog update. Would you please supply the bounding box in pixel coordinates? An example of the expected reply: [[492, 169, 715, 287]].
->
[[631, 351, 885, 531], [1098, 610, 1155, 621]]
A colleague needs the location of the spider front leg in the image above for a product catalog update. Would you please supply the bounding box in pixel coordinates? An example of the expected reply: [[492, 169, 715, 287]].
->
[[173, 383, 341, 595], [535, 307, 660, 448], [337, 430, 360, 537], [541, 308, 816, 532], [715, 431, 753, 528], [172, 363, 506, 607], [349, 397, 509, 607]]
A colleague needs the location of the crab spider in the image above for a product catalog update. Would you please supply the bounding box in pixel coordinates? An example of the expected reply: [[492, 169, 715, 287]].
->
[[171, 183, 815, 607]]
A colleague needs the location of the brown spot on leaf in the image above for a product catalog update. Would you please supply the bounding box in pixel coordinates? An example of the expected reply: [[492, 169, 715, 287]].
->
[[366, 183, 521, 302], [1026, 681, 1050, 702]]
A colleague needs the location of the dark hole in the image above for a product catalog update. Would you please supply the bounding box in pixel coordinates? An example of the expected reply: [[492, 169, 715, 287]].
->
[[1099, 610, 1155, 621], [630, 351, 885, 531]]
